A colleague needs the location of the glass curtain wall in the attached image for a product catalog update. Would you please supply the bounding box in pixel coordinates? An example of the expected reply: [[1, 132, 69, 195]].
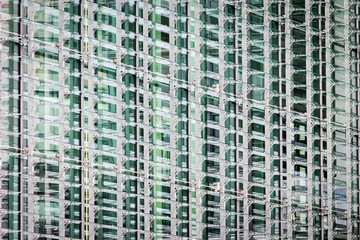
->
[[0, 0, 360, 239]]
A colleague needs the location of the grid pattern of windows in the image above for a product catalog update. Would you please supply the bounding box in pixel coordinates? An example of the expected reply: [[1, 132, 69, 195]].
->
[[1, 0, 360, 239]]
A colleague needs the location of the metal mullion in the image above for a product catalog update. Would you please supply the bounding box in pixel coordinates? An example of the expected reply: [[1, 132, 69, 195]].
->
[[240, 1, 251, 238], [277, 2, 287, 237], [79, 1, 87, 239], [305, 1, 315, 239], [262, 0, 273, 238], [284, 1, 293, 238], [134, 2, 142, 239], [356, 8, 360, 237], [185, 2, 193, 238], [233, 4, 242, 238], [344, 1, 353, 239], [317, 2, 326, 238], [19, 0, 25, 238], [324, 1, 333, 238]]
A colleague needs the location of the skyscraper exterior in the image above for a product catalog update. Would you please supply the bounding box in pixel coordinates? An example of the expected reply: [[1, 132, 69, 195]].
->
[[1, 0, 360, 239]]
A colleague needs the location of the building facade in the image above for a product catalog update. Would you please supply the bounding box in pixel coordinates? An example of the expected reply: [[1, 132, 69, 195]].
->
[[1, 0, 360, 239]]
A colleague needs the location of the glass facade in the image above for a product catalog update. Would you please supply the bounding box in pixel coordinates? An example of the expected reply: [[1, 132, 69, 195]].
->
[[1, 0, 360, 239]]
